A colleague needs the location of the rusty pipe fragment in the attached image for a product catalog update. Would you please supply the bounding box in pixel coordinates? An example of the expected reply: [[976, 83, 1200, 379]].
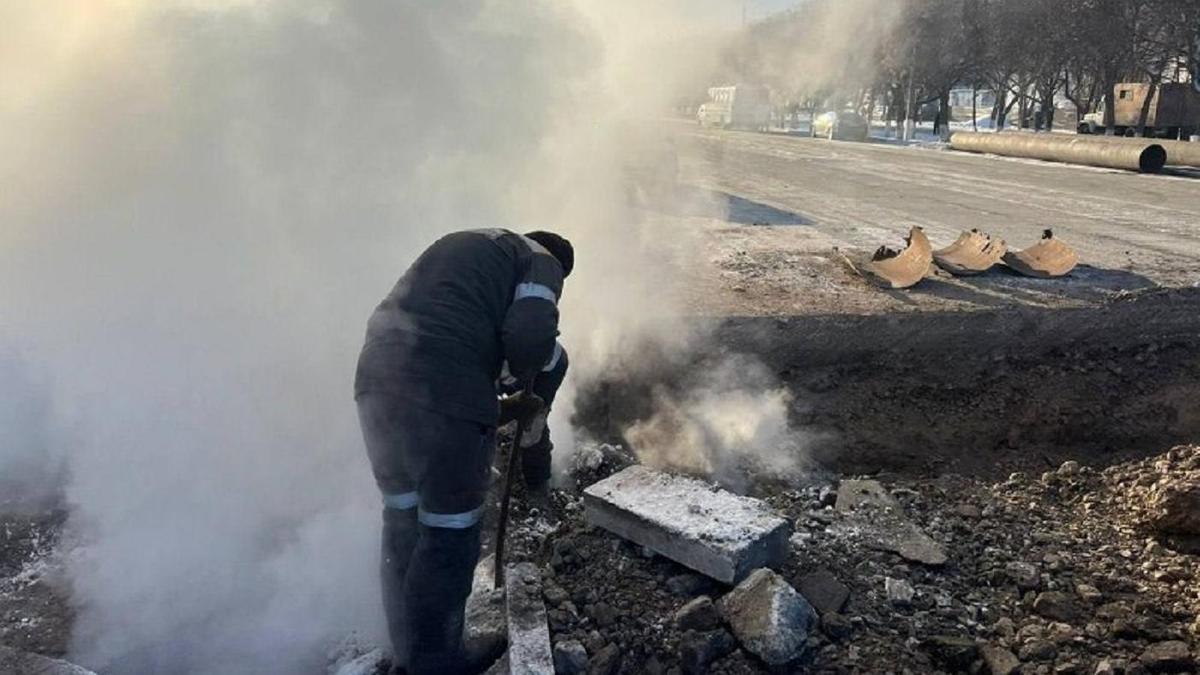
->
[[950, 131, 1167, 173], [1003, 229, 1078, 278], [932, 230, 1007, 276], [1069, 135, 1200, 168], [863, 227, 932, 290]]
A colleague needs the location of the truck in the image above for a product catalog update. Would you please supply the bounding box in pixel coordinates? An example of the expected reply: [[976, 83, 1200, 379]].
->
[[1078, 82, 1200, 139], [697, 84, 770, 131]]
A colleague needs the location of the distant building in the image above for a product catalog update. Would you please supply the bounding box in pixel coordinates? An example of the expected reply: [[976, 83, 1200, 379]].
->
[[949, 88, 996, 109]]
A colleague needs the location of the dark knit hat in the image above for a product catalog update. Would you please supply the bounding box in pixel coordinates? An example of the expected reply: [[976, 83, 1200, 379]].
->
[[524, 231, 574, 278]]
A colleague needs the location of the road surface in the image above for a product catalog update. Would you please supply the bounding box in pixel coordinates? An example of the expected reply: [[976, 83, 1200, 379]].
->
[[663, 123, 1200, 316]]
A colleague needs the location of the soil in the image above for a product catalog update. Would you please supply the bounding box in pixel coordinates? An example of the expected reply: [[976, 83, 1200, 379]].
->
[[489, 444, 1200, 675], [574, 288, 1200, 480]]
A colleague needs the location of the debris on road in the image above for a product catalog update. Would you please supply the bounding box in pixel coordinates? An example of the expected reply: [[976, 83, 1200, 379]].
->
[[1003, 229, 1079, 278], [933, 229, 1007, 276], [582, 465, 791, 583], [862, 226, 933, 289], [717, 568, 818, 666]]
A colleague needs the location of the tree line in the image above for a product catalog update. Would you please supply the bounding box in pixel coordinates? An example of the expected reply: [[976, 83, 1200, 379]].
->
[[731, 0, 1200, 133]]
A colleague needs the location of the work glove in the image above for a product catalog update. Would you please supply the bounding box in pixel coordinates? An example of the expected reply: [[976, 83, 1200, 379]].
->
[[499, 390, 545, 427]]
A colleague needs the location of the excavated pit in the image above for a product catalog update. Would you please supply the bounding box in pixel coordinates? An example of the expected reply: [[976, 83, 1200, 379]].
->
[[574, 288, 1200, 479]]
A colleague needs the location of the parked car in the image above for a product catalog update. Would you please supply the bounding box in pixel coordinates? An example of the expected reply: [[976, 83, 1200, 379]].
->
[[811, 111, 869, 141]]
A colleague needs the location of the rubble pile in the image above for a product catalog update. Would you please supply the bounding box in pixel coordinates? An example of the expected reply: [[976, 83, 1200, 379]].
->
[[1094, 445, 1200, 554], [495, 444, 1200, 674]]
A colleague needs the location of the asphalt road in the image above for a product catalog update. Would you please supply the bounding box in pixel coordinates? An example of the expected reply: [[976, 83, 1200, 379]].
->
[[668, 124, 1200, 316]]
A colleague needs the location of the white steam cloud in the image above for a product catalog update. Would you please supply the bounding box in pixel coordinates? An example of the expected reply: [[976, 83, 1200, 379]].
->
[[0, 1, 750, 674], [625, 356, 807, 482]]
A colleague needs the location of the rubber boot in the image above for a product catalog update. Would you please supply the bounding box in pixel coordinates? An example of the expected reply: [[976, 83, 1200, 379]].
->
[[403, 522, 482, 675], [381, 506, 419, 671]]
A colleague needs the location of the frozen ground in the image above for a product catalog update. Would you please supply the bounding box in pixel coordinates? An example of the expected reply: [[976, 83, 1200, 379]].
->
[[4, 122, 1199, 674], [662, 122, 1200, 318]]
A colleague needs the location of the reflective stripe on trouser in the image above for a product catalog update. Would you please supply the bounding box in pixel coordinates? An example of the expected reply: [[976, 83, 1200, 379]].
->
[[383, 491, 419, 510], [383, 492, 482, 529], [417, 504, 485, 529]]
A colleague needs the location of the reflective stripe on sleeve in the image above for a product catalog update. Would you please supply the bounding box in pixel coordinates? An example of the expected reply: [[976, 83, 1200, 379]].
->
[[382, 491, 419, 510], [514, 282, 557, 304], [542, 341, 563, 372], [418, 505, 485, 529]]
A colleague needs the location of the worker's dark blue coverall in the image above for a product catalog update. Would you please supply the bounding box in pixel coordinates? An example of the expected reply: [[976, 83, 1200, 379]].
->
[[354, 229, 567, 674]]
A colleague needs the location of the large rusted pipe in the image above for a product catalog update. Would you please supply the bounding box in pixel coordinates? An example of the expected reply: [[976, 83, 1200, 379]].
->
[[1070, 135, 1200, 168], [950, 131, 1167, 173]]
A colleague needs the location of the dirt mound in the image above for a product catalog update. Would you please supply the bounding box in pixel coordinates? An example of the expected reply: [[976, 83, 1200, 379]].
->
[[1097, 445, 1200, 553], [493, 445, 1200, 674]]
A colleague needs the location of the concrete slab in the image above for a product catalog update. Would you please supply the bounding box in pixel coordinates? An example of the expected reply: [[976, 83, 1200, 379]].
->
[[583, 465, 791, 583], [504, 562, 554, 675]]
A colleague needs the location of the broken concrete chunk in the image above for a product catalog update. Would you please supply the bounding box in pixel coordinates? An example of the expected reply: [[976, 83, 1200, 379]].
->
[[504, 562, 554, 675], [0, 647, 98, 675], [717, 568, 818, 665], [1003, 229, 1078, 278], [583, 465, 791, 583], [465, 587, 507, 665], [797, 568, 849, 615], [834, 479, 948, 566], [933, 229, 1007, 276], [863, 226, 933, 289]]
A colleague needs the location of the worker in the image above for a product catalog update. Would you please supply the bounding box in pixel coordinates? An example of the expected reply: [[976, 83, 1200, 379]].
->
[[354, 228, 573, 675]]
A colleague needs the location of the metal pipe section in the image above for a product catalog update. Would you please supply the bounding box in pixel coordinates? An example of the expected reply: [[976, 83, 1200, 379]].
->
[[1070, 135, 1200, 168], [950, 132, 1167, 173]]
